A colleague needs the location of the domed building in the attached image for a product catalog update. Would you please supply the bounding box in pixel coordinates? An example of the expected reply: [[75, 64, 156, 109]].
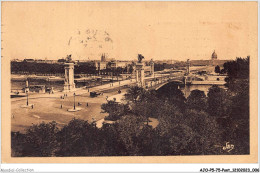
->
[[211, 50, 217, 60]]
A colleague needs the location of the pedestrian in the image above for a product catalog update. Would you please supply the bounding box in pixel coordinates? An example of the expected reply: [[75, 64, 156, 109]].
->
[[61, 104, 63, 109], [31, 104, 34, 109], [86, 102, 88, 107]]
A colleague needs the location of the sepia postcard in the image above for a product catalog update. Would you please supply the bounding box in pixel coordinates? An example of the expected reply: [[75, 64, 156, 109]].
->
[[1, 1, 258, 163]]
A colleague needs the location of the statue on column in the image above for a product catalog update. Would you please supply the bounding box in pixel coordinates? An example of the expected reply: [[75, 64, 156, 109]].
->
[[64, 54, 75, 91], [136, 54, 145, 87], [138, 54, 144, 63], [65, 54, 72, 63], [186, 59, 190, 75]]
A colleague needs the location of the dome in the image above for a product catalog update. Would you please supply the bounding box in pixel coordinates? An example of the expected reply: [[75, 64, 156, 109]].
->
[[212, 50, 217, 60]]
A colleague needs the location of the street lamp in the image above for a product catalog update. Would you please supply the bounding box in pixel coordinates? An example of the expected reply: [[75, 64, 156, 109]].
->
[[25, 79, 29, 106], [60, 95, 63, 109], [112, 69, 114, 86], [118, 81, 121, 93], [26, 90, 29, 106], [73, 93, 76, 110]]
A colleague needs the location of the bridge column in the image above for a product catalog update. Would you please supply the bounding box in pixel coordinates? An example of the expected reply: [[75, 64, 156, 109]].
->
[[183, 76, 187, 85], [136, 62, 145, 88], [186, 59, 190, 74], [150, 59, 155, 78], [64, 63, 75, 91]]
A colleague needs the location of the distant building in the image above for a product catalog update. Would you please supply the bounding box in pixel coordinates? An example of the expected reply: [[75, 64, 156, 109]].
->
[[57, 58, 66, 63], [108, 60, 118, 69], [35, 59, 42, 62], [189, 50, 231, 67], [115, 61, 130, 68], [11, 59, 23, 62], [44, 60, 58, 64], [95, 61, 107, 70], [94, 54, 108, 70], [105, 60, 131, 69], [211, 50, 218, 60], [23, 59, 35, 63], [101, 53, 106, 62], [211, 50, 217, 66]]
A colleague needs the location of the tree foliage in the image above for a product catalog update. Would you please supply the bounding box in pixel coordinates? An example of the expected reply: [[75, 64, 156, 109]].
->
[[186, 89, 207, 111], [124, 86, 147, 103], [56, 118, 101, 156], [207, 85, 232, 117], [101, 101, 129, 121], [215, 65, 221, 74], [15, 121, 59, 157]]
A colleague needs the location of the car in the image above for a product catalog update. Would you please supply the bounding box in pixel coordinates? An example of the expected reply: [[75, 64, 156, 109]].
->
[[90, 91, 101, 97]]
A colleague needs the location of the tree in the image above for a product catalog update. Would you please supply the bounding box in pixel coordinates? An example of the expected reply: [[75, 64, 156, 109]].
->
[[128, 65, 134, 74], [56, 118, 101, 156], [131, 96, 162, 120], [154, 63, 165, 71], [186, 89, 207, 111], [116, 115, 146, 155], [99, 123, 127, 156], [219, 57, 249, 154], [183, 109, 222, 155], [223, 57, 249, 79], [156, 104, 184, 135], [207, 85, 230, 117], [135, 125, 156, 155], [124, 86, 146, 103], [215, 65, 221, 74], [22, 121, 59, 156], [101, 100, 129, 121], [155, 106, 195, 155], [11, 132, 26, 157]]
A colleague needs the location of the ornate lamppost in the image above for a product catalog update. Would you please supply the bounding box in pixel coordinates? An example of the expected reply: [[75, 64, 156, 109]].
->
[[26, 90, 29, 106], [26, 79, 29, 106], [73, 92, 76, 110]]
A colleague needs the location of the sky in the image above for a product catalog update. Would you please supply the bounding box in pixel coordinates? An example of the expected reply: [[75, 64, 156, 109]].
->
[[2, 2, 258, 61]]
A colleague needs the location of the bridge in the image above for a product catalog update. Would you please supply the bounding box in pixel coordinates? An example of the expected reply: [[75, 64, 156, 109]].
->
[[142, 71, 185, 91], [153, 79, 183, 91], [12, 59, 216, 101]]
